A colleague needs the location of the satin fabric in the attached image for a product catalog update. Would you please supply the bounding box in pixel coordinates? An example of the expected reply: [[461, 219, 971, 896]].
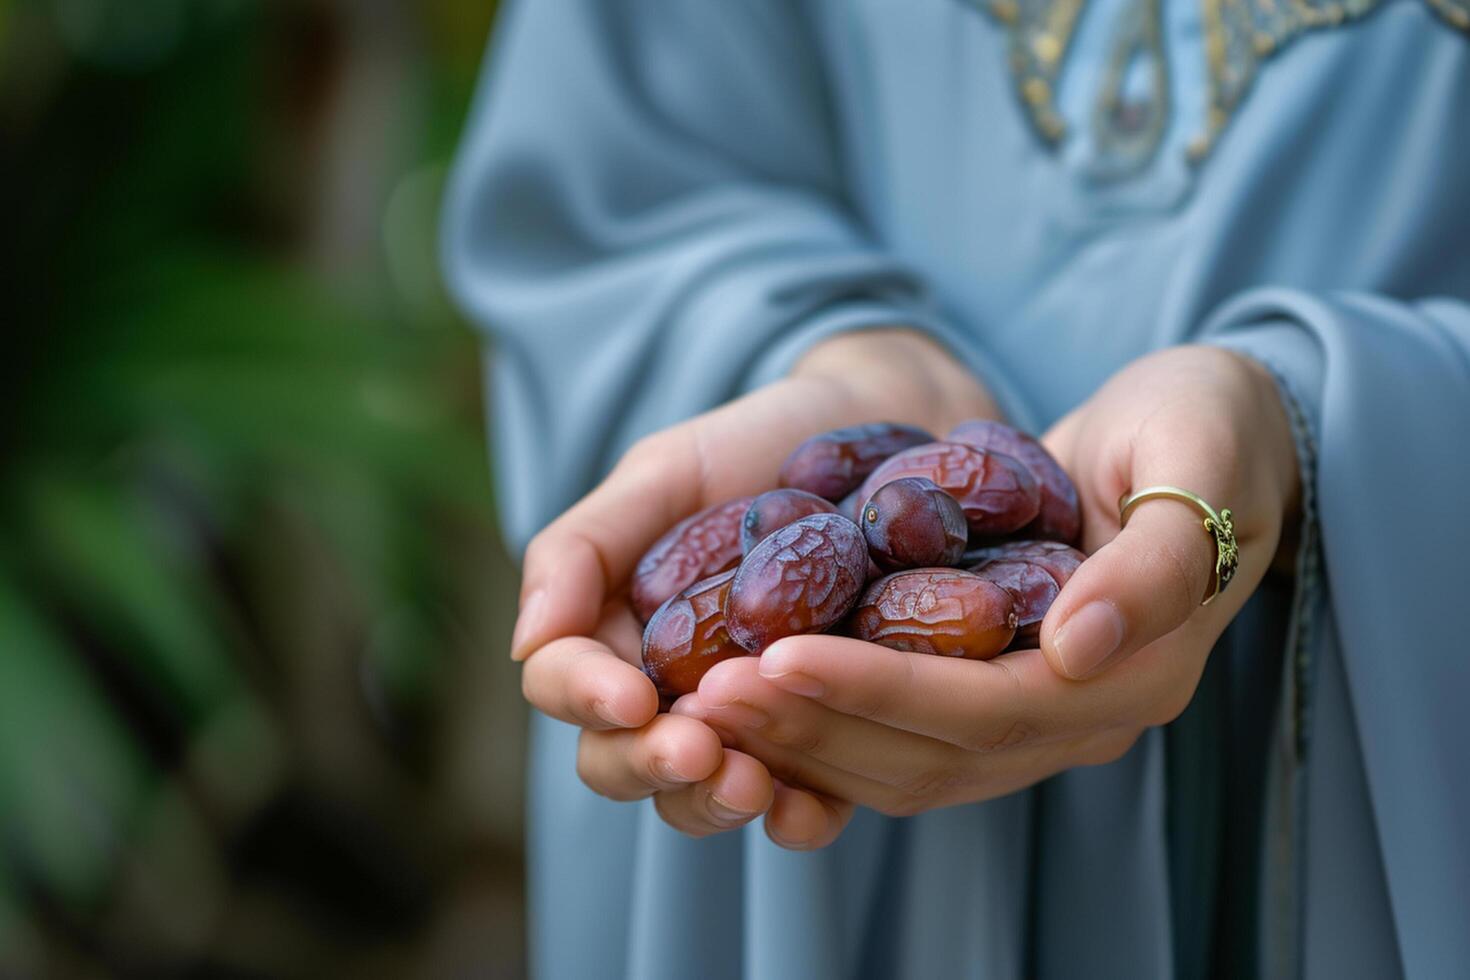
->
[[443, 2, 1470, 976]]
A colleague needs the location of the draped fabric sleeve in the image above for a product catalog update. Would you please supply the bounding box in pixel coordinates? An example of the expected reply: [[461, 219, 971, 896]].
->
[[441, 0, 1024, 552], [1202, 288, 1470, 977]]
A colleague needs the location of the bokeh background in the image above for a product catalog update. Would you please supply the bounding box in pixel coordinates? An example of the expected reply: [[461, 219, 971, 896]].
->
[[1, 1, 529, 975]]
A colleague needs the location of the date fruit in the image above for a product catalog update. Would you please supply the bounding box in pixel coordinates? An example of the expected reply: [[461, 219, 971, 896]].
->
[[849, 568, 1018, 659], [969, 560, 1058, 648], [778, 423, 934, 501], [641, 570, 747, 697], [968, 541, 1085, 648], [726, 513, 869, 652], [967, 539, 1084, 587], [742, 488, 838, 554], [857, 442, 1040, 537], [631, 496, 753, 622], [947, 420, 1080, 542], [860, 477, 968, 571]]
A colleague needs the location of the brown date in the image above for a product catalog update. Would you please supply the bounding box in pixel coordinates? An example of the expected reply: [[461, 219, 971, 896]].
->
[[641, 570, 747, 698], [631, 496, 753, 622], [742, 488, 838, 554], [856, 442, 1040, 537], [726, 513, 869, 652], [849, 568, 1017, 659], [860, 477, 968, 571], [946, 420, 1080, 543], [778, 422, 934, 501]]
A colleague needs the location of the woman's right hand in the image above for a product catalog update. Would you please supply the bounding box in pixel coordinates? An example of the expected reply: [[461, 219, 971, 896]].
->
[[512, 328, 998, 847]]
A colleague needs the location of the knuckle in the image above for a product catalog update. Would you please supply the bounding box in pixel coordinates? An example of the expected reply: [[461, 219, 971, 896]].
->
[[956, 659, 1035, 753], [959, 718, 1038, 754], [845, 653, 914, 724], [895, 766, 968, 803], [1155, 535, 1207, 620], [765, 718, 825, 756]]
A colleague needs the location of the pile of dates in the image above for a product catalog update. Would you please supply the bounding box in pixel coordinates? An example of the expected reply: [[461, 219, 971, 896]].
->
[[634, 420, 1086, 698]]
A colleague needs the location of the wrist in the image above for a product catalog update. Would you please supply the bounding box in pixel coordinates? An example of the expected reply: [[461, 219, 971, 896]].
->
[[789, 327, 1001, 435]]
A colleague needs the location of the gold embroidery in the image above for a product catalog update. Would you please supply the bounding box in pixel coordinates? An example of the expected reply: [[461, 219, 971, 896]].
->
[[970, 0, 1470, 164], [1092, 0, 1171, 175]]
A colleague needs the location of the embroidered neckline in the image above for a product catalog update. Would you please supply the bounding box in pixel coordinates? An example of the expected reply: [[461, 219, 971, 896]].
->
[[974, 0, 1470, 169]]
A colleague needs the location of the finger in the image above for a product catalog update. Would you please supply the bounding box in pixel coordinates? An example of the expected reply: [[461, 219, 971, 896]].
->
[[512, 433, 701, 659], [652, 749, 775, 837], [754, 635, 1109, 752], [521, 636, 660, 729], [1040, 491, 1220, 680], [512, 377, 882, 660], [688, 657, 964, 791], [765, 780, 854, 851], [674, 697, 900, 809], [592, 601, 646, 667], [575, 714, 724, 802]]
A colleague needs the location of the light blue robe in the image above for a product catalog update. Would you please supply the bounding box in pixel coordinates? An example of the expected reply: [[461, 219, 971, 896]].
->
[[443, 2, 1470, 976]]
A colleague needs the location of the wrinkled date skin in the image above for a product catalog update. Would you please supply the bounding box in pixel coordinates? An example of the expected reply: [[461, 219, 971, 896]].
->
[[968, 541, 1085, 648], [857, 442, 1040, 537], [778, 423, 934, 501], [946, 420, 1081, 543], [641, 570, 747, 698], [631, 496, 754, 622], [742, 488, 838, 554], [726, 514, 869, 652], [967, 539, 1085, 587], [861, 477, 968, 571], [969, 560, 1058, 648], [850, 568, 1018, 659]]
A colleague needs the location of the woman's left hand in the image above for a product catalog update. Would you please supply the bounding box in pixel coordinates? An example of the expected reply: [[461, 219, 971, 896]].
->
[[674, 346, 1301, 843]]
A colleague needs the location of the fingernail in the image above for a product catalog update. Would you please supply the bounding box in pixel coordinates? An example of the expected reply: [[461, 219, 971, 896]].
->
[[708, 793, 759, 825], [759, 645, 825, 697], [653, 757, 690, 783], [1052, 600, 1126, 679], [592, 699, 631, 728], [762, 671, 825, 698], [510, 589, 546, 660]]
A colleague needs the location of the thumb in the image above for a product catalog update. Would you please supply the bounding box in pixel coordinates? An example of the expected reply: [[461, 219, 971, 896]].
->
[[1039, 495, 1218, 680]]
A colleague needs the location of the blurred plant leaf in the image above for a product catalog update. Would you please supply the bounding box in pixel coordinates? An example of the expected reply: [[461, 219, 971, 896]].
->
[[0, 573, 150, 905]]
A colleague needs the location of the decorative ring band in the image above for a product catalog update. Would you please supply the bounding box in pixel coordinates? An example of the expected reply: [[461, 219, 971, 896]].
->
[[1117, 485, 1240, 606]]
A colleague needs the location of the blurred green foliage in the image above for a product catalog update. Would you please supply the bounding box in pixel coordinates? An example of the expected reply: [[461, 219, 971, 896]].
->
[[1, 0, 525, 975]]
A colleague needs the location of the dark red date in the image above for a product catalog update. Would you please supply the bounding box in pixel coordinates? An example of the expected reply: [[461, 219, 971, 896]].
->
[[860, 477, 968, 571], [631, 496, 753, 622], [970, 560, 1058, 648], [849, 568, 1017, 659], [967, 539, 1084, 588], [946, 420, 1080, 543], [726, 513, 869, 652], [778, 423, 934, 501], [641, 570, 747, 698], [742, 488, 838, 554], [857, 442, 1040, 537], [968, 541, 1085, 648]]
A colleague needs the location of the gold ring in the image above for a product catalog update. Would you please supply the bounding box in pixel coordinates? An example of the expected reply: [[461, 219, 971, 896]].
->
[[1118, 486, 1239, 606]]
